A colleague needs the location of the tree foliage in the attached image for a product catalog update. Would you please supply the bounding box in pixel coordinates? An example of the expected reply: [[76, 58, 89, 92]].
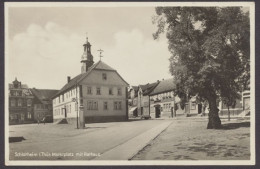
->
[[153, 7, 250, 129]]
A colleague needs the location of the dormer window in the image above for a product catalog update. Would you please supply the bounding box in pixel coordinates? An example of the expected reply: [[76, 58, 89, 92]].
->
[[102, 73, 107, 80]]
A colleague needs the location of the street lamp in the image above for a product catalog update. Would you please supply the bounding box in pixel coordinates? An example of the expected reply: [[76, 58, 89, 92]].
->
[[72, 97, 79, 129]]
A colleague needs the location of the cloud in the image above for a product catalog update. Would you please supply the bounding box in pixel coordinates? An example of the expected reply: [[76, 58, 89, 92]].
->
[[8, 22, 83, 89], [8, 23, 172, 89], [103, 29, 172, 86]]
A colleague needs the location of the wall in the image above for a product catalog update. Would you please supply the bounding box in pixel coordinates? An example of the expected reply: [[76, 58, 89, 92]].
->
[[80, 70, 128, 119], [53, 86, 80, 121]]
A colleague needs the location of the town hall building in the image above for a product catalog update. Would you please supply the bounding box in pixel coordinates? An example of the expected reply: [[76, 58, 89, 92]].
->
[[52, 37, 129, 126]]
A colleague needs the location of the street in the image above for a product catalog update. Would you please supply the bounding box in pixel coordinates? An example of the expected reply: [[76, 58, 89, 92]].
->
[[9, 118, 251, 161], [9, 119, 171, 160]]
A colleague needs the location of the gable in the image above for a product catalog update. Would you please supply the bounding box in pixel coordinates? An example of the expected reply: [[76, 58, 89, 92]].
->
[[80, 69, 128, 86]]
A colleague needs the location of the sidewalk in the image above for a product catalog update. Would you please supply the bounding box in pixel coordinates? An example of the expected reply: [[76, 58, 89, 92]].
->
[[132, 119, 250, 160], [94, 120, 173, 160]]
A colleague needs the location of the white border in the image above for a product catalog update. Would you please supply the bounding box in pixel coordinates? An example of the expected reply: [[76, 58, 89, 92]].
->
[[4, 1, 255, 166]]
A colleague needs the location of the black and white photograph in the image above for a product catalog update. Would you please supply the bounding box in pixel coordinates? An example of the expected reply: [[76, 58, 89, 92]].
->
[[4, 2, 255, 166]]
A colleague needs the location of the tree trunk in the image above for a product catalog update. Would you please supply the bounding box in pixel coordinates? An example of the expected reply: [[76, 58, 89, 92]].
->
[[207, 95, 222, 129]]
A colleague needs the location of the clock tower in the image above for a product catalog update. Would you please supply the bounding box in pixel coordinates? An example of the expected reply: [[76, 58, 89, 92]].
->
[[81, 36, 94, 73]]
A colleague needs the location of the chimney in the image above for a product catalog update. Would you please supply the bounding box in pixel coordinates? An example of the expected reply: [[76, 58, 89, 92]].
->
[[67, 76, 71, 83]]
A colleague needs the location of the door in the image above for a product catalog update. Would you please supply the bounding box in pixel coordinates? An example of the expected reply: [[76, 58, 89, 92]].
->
[[63, 108, 67, 118], [198, 104, 202, 114], [155, 106, 161, 118]]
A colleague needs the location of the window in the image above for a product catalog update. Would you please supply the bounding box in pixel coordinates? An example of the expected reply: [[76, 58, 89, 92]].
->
[[104, 102, 108, 110], [96, 87, 101, 95], [87, 87, 92, 94], [87, 101, 98, 110], [109, 88, 113, 95], [102, 73, 107, 80], [114, 101, 122, 110], [18, 99, 22, 106], [191, 102, 196, 110], [15, 91, 19, 96], [27, 112, 31, 119], [62, 95, 64, 102], [27, 99, 32, 107], [118, 88, 122, 96], [118, 102, 122, 110], [11, 99, 15, 107]]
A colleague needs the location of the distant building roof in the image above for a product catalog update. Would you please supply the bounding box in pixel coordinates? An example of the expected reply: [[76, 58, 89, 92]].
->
[[128, 86, 139, 98], [139, 81, 159, 96], [53, 61, 128, 98], [31, 88, 59, 104], [149, 78, 175, 96]]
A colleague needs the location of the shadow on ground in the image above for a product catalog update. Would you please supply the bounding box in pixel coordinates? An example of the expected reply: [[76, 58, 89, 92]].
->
[[220, 122, 250, 130], [84, 127, 107, 129], [9, 137, 26, 143]]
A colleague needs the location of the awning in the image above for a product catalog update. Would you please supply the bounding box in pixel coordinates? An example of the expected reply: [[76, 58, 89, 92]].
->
[[130, 107, 137, 112]]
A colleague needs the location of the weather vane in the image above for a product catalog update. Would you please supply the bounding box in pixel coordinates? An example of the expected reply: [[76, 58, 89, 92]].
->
[[97, 49, 104, 61]]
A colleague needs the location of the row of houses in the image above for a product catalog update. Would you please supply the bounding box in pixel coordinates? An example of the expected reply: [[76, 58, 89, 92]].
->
[[128, 78, 250, 119], [9, 36, 250, 125], [9, 78, 58, 125]]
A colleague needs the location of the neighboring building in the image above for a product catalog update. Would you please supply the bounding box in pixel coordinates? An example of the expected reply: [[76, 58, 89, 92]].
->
[[149, 78, 202, 118], [128, 86, 138, 106], [9, 78, 34, 125], [128, 86, 138, 117], [52, 37, 129, 124], [137, 81, 159, 117], [219, 90, 250, 117], [149, 78, 181, 118], [30, 88, 59, 122]]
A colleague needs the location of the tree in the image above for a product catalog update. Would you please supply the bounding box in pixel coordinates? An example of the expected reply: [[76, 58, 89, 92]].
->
[[153, 7, 250, 129]]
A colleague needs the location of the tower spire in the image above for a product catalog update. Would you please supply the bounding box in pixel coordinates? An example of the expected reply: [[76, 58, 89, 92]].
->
[[81, 34, 94, 73]]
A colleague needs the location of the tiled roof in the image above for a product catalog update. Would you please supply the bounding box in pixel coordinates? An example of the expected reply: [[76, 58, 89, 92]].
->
[[30, 88, 59, 104], [95, 61, 115, 71], [53, 61, 128, 98], [139, 81, 159, 96], [149, 78, 175, 95]]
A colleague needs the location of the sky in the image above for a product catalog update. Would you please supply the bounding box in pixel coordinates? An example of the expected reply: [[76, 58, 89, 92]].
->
[[6, 6, 172, 89]]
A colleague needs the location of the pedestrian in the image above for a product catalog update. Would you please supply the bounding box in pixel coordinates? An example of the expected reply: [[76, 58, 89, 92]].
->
[[171, 107, 173, 118]]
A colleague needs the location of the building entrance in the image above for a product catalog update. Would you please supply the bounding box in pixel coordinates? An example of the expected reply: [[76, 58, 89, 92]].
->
[[155, 105, 161, 118]]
